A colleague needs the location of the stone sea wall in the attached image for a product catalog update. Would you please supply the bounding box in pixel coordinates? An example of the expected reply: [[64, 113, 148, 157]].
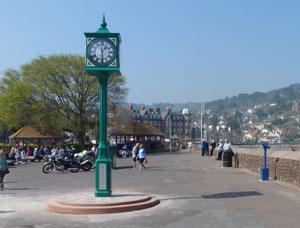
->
[[233, 147, 300, 187]]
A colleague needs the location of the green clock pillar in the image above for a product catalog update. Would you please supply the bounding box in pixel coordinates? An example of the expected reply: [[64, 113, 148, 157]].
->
[[84, 16, 121, 197]]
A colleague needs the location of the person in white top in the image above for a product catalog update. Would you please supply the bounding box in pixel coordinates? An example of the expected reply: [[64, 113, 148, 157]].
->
[[223, 139, 232, 152], [188, 142, 193, 153], [132, 143, 139, 169], [217, 139, 224, 160]]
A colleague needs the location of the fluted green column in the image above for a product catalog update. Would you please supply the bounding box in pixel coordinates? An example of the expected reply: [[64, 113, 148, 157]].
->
[[95, 73, 111, 197]]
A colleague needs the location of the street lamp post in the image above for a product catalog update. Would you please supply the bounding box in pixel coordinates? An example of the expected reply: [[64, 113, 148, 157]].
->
[[169, 111, 172, 154], [200, 106, 203, 140], [179, 119, 182, 150], [200, 102, 205, 140]]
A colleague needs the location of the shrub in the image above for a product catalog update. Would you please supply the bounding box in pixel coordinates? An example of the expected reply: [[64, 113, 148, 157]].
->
[[0, 143, 11, 152]]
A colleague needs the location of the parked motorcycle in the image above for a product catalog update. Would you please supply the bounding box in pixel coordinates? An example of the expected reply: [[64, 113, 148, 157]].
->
[[42, 153, 80, 174], [74, 150, 94, 171]]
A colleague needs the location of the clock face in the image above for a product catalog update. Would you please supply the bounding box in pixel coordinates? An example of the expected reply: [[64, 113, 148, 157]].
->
[[87, 38, 117, 67]]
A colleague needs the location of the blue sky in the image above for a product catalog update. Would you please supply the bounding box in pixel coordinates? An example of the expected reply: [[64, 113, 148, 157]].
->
[[0, 0, 300, 104]]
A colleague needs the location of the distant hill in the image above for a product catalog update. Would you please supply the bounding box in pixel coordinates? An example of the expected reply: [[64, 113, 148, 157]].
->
[[205, 83, 300, 113], [128, 83, 300, 115]]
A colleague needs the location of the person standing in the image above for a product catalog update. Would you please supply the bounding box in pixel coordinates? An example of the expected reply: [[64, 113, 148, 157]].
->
[[223, 139, 232, 153], [121, 144, 128, 158], [137, 144, 146, 171], [91, 144, 98, 155], [188, 142, 193, 153], [132, 143, 139, 169], [217, 139, 224, 160], [222, 139, 235, 167], [15, 148, 21, 164], [204, 140, 209, 156], [201, 139, 205, 156], [33, 147, 39, 160], [0, 150, 9, 191], [210, 139, 216, 156]]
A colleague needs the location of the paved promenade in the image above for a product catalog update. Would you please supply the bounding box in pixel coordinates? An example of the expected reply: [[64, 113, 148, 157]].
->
[[1, 150, 300, 227]]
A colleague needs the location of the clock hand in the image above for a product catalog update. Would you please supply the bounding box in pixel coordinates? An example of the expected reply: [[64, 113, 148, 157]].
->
[[100, 47, 104, 62]]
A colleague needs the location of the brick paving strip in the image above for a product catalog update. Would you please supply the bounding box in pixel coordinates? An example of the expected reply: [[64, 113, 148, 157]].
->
[[47, 191, 160, 214]]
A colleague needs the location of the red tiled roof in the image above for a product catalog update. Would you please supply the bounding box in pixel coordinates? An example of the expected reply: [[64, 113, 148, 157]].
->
[[9, 125, 58, 139], [110, 123, 164, 137]]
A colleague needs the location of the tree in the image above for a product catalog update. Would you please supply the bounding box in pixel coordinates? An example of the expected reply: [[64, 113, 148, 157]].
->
[[208, 114, 218, 127], [0, 69, 37, 129], [254, 108, 267, 119], [227, 117, 240, 132], [0, 54, 127, 147], [22, 55, 127, 146], [233, 111, 243, 124]]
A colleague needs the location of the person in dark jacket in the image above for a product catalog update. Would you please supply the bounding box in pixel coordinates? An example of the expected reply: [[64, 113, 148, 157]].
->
[[201, 140, 205, 156], [0, 150, 9, 191], [204, 140, 209, 156], [210, 139, 217, 156]]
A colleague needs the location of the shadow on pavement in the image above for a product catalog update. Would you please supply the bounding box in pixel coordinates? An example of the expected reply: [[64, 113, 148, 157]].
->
[[145, 167, 164, 171], [202, 191, 262, 199], [5, 187, 39, 191], [160, 196, 203, 201], [4, 181, 18, 184], [114, 166, 133, 170], [148, 151, 190, 157], [0, 210, 15, 214], [160, 191, 262, 201]]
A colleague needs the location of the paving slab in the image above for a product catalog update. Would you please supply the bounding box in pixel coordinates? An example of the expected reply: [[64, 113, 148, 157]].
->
[[1, 151, 300, 227]]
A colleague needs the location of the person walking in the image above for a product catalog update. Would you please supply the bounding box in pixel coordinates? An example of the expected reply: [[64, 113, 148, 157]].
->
[[137, 144, 146, 171], [132, 143, 139, 169], [0, 150, 9, 191]]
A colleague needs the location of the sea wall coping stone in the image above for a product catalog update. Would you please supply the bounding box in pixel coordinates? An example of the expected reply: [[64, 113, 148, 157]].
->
[[233, 147, 300, 161]]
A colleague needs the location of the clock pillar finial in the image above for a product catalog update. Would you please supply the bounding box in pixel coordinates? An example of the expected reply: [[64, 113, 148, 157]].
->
[[101, 14, 107, 29], [96, 14, 109, 33]]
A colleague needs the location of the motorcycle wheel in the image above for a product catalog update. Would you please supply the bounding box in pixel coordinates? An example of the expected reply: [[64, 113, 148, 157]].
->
[[69, 162, 80, 173], [42, 163, 54, 174], [81, 161, 92, 171]]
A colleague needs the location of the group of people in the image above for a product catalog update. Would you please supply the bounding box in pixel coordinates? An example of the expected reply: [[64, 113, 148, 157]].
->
[[118, 145, 129, 158], [131, 143, 147, 171], [199, 139, 233, 160], [200, 139, 217, 156], [216, 139, 233, 160], [7, 145, 76, 164]]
